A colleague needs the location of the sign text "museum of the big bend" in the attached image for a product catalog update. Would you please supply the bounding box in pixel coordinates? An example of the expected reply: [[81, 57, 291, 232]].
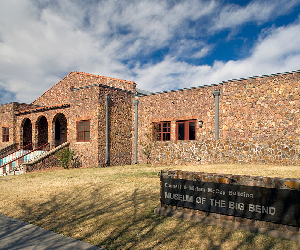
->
[[161, 177, 300, 227]]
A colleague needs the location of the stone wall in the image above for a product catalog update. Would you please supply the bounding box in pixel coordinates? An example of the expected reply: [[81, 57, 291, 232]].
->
[[98, 87, 133, 166], [24, 151, 61, 173], [0, 143, 18, 159], [70, 71, 136, 92], [221, 72, 300, 142], [23, 142, 70, 172], [160, 169, 300, 193], [0, 103, 16, 149], [32, 77, 71, 107], [69, 84, 133, 167], [137, 71, 300, 166], [68, 84, 100, 167], [32, 71, 136, 107], [136, 85, 221, 164], [152, 139, 300, 166]]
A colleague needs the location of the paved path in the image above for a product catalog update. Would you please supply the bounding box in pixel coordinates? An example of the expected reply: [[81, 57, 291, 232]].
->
[[0, 213, 103, 250]]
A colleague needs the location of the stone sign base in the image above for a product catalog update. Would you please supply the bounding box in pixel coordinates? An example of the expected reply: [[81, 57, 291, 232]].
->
[[155, 204, 300, 242]]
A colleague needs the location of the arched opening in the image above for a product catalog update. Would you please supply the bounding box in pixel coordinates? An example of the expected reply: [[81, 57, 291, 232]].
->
[[55, 119, 60, 141], [53, 113, 67, 147], [22, 118, 33, 150], [36, 116, 48, 147]]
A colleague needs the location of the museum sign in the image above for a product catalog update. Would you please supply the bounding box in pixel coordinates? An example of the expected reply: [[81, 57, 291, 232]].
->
[[161, 177, 300, 227]]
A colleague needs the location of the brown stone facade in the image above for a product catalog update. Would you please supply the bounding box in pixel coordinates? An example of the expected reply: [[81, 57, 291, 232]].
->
[[0, 71, 136, 167], [136, 84, 221, 164], [152, 139, 300, 166], [33, 71, 136, 106], [1, 70, 300, 168], [0, 103, 16, 147], [137, 71, 300, 165], [221, 72, 300, 142]]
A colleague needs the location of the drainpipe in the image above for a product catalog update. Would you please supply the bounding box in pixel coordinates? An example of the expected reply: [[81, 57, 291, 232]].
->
[[213, 90, 221, 140], [133, 99, 139, 164], [105, 95, 110, 165]]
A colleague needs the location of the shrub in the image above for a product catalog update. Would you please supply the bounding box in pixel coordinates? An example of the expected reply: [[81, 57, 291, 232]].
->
[[56, 148, 75, 169]]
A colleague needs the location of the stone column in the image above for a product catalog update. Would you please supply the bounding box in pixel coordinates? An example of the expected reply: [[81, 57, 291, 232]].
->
[[213, 90, 221, 140], [105, 95, 110, 165], [133, 99, 139, 164]]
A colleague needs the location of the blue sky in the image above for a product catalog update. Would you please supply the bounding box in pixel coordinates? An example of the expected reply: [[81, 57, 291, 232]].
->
[[1, 0, 300, 104]]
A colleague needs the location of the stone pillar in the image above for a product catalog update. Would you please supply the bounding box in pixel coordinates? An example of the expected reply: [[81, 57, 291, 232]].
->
[[133, 99, 139, 164], [213, 90, 221, 140], [105, 95, 110, 165]]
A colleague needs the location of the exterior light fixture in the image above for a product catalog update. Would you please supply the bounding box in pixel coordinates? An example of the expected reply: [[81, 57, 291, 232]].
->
[[199, 120, 203, 128]]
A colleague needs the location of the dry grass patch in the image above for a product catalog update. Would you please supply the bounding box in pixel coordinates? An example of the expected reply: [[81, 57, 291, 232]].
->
[[0, 164, 300, 249]]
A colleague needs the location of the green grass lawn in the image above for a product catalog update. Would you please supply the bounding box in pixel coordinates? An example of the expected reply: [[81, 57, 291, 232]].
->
[[1, 164, 300, 249]]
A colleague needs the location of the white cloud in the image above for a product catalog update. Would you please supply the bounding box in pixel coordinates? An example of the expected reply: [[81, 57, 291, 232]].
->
[[0, 0, 129, 102], [0, 0, 300, 104], [90, 0, 217, 59], [134, 21, 300, 92], [169, 39, 213, 59], [213, 0, 300, 31], [0, 0, 218, 103]]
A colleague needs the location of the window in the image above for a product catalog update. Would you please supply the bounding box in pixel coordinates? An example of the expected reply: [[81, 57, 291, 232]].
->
[[153, 122, 171, 141], [77, 120, 90, 142], [176, 120, 196, 140], [2, 127, 9, 142]]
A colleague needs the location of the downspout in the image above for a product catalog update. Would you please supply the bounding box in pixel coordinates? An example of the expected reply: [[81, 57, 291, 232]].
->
[[133, 99, 139, 164], [213, 90, 221, 140], [105, 95, 110, 165]]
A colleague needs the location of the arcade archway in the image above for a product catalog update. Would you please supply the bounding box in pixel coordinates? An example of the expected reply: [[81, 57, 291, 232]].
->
[[53, 113, 68, 147], [36, 116, 48, 147], [21, 118, 33, 150]]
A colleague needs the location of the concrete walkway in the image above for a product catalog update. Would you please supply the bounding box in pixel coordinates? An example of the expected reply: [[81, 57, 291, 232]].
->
[[0, 213, 103, 250]]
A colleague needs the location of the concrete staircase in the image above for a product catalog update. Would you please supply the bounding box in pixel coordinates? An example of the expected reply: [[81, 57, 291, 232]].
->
[[0, 143, 49, 176]]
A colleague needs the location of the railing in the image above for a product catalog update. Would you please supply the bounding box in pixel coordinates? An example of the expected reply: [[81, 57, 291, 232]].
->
[[1, 143, 49, 176], [0, 143, 32, 167], [0, 143, 19, 159], [23, 142, 70, 173]]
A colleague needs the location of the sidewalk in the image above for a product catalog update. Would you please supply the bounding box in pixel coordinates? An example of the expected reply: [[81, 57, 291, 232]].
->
[[0, 213, 103, 250]]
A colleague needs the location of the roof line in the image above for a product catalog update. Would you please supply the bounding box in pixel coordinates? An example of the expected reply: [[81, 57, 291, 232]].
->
[[71, 83, 135, 95], [31, 72, 73, 105], [70, 71, 136, 85], [15, 102, 70, 115], [140, 69, 300, 97]]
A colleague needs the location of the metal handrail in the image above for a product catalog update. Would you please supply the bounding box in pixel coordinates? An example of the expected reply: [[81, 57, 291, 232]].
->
[[23, 141, 70, 167], [1, 143, 49, 169], [0, 143, 32, 165], [0, 143, 18, 158]]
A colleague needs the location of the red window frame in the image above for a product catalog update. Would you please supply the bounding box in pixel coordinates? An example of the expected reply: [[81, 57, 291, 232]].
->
[[153, 121, 171, 141], [77, 120, 90, 142], [2, 127, 9, 142], [176, 120, 196, 141]]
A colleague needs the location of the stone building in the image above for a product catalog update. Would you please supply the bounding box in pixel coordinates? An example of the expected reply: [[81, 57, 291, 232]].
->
[[1, 70, 300, 168], [0, 72, 136, 167]]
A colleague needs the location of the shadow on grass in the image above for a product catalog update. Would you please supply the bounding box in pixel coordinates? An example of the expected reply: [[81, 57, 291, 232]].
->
[[15, 184, 296, 250]]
